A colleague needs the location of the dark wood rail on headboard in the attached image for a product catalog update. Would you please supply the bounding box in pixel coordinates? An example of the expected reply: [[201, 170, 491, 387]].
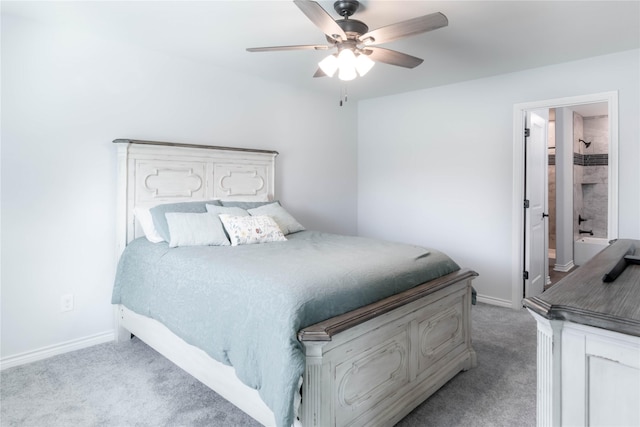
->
[[113, 139, 279, 155]]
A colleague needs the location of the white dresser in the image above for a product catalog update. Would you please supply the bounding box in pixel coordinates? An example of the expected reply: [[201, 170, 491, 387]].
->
[[524, 239, 640, 427]]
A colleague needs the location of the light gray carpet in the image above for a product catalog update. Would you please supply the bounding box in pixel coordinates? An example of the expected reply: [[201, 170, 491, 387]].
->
[[1, 303, 536, 426]]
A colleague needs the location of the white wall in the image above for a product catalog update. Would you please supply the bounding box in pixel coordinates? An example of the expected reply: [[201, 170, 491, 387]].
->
[[1, 14, 358, 362], [357, 49, 640, 305], [3, 8, 639, 365]]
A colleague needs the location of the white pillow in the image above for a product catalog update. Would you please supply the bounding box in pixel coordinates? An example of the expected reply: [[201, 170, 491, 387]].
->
[[205, 204, 249, 217], [134, 207, 164, 243], [218, 214, 287, 246], [247, 202, 305, 235], [165, 212, 230, 248]]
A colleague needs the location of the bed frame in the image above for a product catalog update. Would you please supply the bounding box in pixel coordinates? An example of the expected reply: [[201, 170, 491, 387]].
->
[[114, 139, 478, 427]]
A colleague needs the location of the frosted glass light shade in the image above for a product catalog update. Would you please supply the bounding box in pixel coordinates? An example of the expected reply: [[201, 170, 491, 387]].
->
[[337, 49, 357, 81], [355, 54, 375, 76], [318, 54, 339, 77], [338, 66, 357, 81]]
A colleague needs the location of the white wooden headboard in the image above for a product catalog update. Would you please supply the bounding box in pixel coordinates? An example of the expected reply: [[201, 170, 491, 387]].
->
[[114, 139, 278, 255]]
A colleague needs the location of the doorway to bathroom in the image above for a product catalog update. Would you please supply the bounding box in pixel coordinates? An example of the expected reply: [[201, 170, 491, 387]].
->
[[511, 92, 619, 307], [547, 103, 610, 289]]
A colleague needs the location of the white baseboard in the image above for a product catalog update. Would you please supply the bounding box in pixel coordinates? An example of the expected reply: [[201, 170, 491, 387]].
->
[[553, 261, 575, 273], [476, 294, 513, 309], [0, 330, 115, 370]]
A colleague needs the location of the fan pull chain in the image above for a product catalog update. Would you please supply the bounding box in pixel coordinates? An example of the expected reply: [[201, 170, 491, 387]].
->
[[339, 86, 348, 107]]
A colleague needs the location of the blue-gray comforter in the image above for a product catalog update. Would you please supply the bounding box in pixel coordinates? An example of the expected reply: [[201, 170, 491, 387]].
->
[[111, 231, 459, 427]]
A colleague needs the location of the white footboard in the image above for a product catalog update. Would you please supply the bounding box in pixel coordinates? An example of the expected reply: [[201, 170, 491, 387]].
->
[[113, 140, 477, 426], [298, 269, 477, 427], [116, 270, 475, 427]]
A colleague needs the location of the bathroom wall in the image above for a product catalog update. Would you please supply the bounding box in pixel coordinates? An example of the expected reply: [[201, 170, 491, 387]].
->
[[573, 112, 609, 238]]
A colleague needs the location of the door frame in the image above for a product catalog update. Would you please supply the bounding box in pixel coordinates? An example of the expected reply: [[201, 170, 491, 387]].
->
[[511, 91, 619, 309]]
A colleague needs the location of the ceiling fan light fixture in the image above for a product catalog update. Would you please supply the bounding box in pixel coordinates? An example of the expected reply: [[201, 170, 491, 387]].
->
[[320, 48, 370, 81], [318, 54, 339, 77], [355, 53, 375, 76]]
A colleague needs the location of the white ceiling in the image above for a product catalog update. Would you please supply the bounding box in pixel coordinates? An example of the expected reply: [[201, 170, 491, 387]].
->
[[4, 1, 639, 101]]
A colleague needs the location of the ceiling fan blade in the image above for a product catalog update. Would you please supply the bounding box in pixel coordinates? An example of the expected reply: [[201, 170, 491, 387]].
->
[[359, 12, 448, 45], [294, 0, 347, 42], [364, 47, 424, 68], [247, 44, 331, 52], [313, 68, 327, 78]]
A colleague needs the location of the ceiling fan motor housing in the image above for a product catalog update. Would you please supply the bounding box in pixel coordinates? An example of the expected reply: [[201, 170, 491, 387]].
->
[[339, 18, 368, 36], [326, 18, 368, 42]]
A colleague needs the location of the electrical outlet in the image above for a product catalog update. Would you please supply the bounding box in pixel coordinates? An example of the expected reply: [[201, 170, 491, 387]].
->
[[60, 294, 74, 312]]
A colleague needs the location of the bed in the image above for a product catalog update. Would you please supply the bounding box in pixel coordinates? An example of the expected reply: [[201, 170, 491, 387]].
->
[[112, 139, 478, 427]]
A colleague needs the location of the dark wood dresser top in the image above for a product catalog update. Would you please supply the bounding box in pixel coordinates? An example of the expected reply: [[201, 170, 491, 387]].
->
[[524, 239, 640, 337]]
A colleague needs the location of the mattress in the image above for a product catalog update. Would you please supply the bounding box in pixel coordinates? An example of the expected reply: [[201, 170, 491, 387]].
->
[[112, 230, 460, 427]]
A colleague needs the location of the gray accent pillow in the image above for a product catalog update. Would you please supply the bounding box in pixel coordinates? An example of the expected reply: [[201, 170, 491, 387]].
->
[[220, 200, 275, 210], [248, 202, 305, 235], [150, 200, 222, 242], [165, 212, 230, 248]]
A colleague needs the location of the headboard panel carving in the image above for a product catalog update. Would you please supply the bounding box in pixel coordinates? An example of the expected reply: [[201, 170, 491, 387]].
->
[[216, 164, 267, 197], [139, 162, 206, 200], [114, 139, 278, 254]]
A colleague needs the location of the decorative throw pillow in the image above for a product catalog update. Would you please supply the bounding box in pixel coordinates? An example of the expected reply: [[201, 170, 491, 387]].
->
[[218, 214, 287, 246], [150, 200, 222, 242], [134, 207, 164, 243], [165, 212, 230, 248], [247, 202, 305, 235], [205, 204, 250, 217]]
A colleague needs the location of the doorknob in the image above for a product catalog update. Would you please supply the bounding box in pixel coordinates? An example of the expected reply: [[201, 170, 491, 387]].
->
[[542, 213, 549, 219]]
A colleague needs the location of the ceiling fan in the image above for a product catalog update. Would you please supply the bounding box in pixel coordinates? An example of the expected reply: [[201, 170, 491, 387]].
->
[[246, 0, 448, 81]]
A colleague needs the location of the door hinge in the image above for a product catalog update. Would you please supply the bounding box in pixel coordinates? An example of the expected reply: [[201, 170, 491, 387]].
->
[[524, 199, 530, 209], [523, 271, 529, 280], [524, 128, 530, 138]]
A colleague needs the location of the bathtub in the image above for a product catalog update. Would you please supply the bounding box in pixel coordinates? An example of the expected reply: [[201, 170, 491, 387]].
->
[[574, 237, 610, 266]]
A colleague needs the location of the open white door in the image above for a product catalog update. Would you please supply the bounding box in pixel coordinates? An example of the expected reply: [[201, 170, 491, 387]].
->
[[524, 110, 548, 298]]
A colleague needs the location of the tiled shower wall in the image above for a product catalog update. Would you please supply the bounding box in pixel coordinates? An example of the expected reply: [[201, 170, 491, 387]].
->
[[574, 113, 608, 238]]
